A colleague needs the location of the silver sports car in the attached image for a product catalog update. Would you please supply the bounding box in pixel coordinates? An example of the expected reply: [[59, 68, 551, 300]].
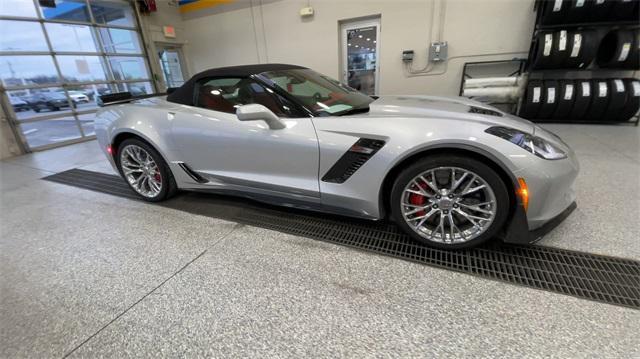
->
[[95, 64, 579, 249]]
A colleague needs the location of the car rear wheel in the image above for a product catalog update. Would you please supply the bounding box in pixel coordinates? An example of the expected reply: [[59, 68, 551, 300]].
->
[[391, 155, 510, 249], [116, 139, 177, 202]]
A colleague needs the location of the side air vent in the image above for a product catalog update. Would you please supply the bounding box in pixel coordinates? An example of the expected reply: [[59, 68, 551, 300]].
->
[[322, 138, 386, 184], [177, 162, 208, 183], [469, 106, 503, 117]]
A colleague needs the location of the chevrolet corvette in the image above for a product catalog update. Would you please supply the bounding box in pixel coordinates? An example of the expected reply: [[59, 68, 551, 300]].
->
[[95, 64, 579, 249]]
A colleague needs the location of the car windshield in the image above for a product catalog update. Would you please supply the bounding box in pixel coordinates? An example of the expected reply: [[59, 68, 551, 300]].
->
[[257, 69, 374, 116]]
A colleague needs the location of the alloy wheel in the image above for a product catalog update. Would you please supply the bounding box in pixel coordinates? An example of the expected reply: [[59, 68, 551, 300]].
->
[[120, 144, 163, 198], [400, 166, 497, 244]]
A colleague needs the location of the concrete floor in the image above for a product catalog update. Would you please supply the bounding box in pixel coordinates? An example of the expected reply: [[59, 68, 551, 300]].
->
[[1, 124, 639, 357]]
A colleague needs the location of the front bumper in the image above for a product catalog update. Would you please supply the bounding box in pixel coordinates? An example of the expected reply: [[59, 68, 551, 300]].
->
[[502, 201, 576, 244], [502, 150, 579, 244], [515, 150, 579, 229]]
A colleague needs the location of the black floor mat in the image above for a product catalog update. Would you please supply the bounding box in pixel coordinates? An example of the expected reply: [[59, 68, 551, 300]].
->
[[43, 169, 640, 309]]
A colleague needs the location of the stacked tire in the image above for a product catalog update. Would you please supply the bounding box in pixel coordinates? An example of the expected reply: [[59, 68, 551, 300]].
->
[[596, 29, 640, 69], [540, 0, 640, 24], [530, 29, 599, 69], [519, 78, 640, 122]]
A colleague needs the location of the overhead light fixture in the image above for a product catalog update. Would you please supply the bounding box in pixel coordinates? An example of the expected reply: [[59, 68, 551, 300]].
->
[[355, 45, 359, 48], [373, 40, 377, 43], [366, 38, 370, 41], [358, 35, 363, 38], [348, 43, 351, 46]]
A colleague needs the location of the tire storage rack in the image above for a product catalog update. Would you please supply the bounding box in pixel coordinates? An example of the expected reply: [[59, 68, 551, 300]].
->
[[521, 0, 640, 126]]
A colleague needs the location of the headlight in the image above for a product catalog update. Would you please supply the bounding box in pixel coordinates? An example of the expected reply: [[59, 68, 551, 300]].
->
[[485, 126, 567, 160]]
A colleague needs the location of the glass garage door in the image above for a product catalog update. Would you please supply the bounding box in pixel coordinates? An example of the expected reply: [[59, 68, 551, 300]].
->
[[0, 0, 155, 151]]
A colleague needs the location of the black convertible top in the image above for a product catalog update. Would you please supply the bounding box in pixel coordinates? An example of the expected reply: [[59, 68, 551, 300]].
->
[[166, 63, 307, 105]]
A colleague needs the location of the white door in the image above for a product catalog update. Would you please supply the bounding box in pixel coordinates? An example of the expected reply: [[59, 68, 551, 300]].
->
[[340, 18, 381, 95]]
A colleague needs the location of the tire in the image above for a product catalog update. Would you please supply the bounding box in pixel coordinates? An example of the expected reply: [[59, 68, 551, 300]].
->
[[116, 138, 177, 202], [596, 30, 635, 69], [585, 79, 610, 121], [553, 80, 576, 120], [563, 30, 598, 69], [537, 80, 560, 120], [540, 0, 570, 25], [33, 107, 40, 113], [549, 30, 571, 68], [570, 80, 593, 121], [530, 31, 556, 70], [610, 0, 639, 20], [390, 155, 510, 249], [587, 0, 613, 21], [519, 80, 545, 119], [621, 30, 640, 69], [603, 79, 629, 122], [565, 0, 592, 23], [617, 79, 640, 122]]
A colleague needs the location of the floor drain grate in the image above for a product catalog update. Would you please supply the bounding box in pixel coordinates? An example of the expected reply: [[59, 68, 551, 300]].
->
[[44, 169, 640, 309]]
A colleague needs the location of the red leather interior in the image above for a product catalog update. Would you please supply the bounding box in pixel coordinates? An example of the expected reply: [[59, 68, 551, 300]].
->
[[197, 81, 285, 116], [238, 81, 284, 116], [197, 85, 236, 113]]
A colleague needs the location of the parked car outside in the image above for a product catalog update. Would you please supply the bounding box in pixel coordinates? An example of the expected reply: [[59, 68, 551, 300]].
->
[[9, 96, 30, 112], [24, 93, 75, 112], [66, 91, 90, 104]]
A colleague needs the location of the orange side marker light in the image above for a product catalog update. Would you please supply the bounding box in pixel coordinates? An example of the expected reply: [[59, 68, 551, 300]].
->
[[517, 178, 529, 212]]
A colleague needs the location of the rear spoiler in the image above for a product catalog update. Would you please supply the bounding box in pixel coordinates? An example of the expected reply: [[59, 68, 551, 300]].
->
[[98, 91, 168, 107]]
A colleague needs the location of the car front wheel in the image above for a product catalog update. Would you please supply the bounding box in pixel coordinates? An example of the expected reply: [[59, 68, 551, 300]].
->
[[116, 139, 177, 202], [391, 155, 510, 249]]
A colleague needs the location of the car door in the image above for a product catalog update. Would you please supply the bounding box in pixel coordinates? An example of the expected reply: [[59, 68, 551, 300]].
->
[[170, 77, 320, 198]]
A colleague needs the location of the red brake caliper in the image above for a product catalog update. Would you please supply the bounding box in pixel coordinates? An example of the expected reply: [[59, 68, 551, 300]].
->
[[409, 182, 429, 216], [154, 166, 162, 183]]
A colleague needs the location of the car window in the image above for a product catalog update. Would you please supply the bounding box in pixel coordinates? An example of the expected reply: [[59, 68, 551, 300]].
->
[[258, 69, 373, 116], [195, 77, 298, 117]]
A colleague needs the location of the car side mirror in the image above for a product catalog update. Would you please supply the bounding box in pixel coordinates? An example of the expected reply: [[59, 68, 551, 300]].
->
[[236, 104, 286, 130]]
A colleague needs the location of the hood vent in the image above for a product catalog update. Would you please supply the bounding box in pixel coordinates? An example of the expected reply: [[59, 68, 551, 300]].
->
[[469, 106, 503, 117]]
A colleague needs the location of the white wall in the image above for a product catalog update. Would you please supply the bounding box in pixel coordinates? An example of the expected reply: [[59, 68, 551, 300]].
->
[[179, 0, 536, 96]]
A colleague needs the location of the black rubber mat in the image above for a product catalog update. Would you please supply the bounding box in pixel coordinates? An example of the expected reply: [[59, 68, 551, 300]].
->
[[44, 169, 640, 309]]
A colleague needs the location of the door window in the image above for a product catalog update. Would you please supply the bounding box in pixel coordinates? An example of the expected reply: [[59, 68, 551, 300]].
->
[[158, 47, 186, 88], [195, 77, 299, 117], [341, 19, 380, 95]]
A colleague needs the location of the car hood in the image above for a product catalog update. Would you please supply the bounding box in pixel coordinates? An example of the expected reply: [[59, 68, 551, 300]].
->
[[367, 95, 535, 133]]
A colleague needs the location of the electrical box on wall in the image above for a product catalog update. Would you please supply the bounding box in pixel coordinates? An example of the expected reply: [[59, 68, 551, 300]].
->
[[402, 50, 415, 62], [429, 42, 448, 62], [300, 6, 314, 17]]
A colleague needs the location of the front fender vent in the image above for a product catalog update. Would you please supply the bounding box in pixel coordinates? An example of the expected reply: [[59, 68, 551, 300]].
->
[[469, 106, 503, 117], [322, 138, 385, 184], [177, 162, 208, 183]]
